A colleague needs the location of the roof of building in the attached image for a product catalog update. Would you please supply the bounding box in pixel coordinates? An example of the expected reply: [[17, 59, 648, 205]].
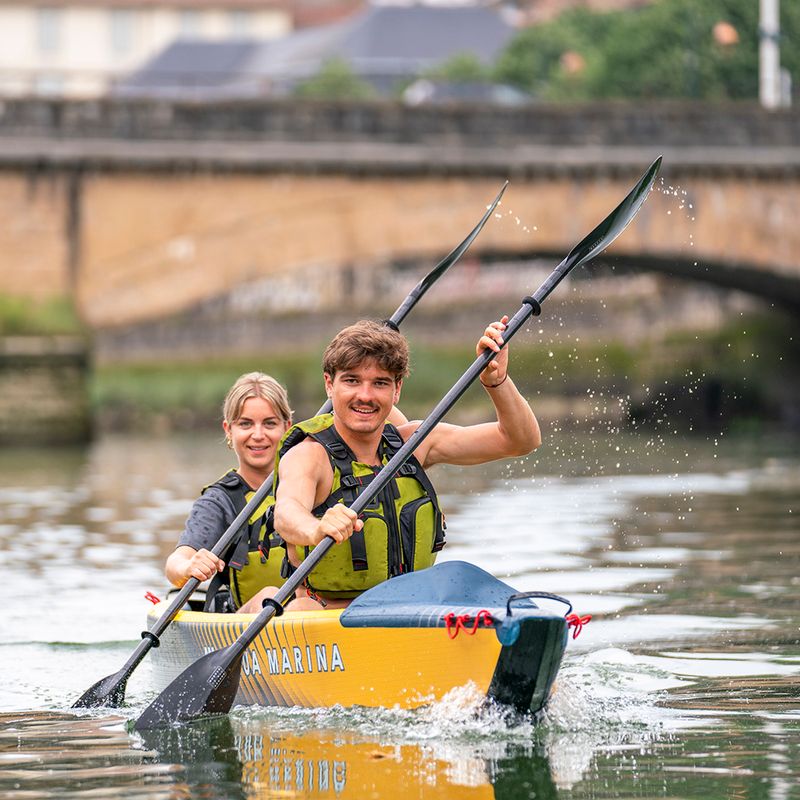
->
[[249, 2, 515, 80], [0, 1, 286, 8], [115, 40, 263, 98], [116, 2, 517, 98]]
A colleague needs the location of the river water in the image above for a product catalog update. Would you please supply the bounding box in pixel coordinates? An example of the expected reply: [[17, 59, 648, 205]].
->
[[0, 428, 798, 799]]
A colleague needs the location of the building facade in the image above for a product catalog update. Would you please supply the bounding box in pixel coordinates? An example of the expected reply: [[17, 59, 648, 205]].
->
[[0, 1, 291, 97]]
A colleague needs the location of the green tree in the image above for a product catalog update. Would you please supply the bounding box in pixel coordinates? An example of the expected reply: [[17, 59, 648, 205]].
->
[[294, 58, 376, 100], [427, 52, 490, 83], [494, 7, 612, 100], [495, 0, 798, 102]]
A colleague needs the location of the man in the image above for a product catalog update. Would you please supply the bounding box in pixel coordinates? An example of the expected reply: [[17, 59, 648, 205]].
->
[[273, 316, 540, 609]]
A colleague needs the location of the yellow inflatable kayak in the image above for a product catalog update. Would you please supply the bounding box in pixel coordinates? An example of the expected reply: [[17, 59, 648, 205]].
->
[[147, 561, 574, 715]]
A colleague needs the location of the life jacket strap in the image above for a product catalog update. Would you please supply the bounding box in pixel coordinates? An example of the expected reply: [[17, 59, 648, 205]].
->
[[298, 419, 445, 579]]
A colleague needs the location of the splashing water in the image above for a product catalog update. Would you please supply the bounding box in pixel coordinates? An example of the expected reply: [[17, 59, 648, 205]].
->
[[655, 176, 697, 258]]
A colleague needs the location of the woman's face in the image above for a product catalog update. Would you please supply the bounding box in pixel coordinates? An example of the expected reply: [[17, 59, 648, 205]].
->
[[223, 396, 290, 480]]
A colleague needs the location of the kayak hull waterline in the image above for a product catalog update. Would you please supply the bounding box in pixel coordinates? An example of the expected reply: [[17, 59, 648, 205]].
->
[[146, 562, 571, 714]]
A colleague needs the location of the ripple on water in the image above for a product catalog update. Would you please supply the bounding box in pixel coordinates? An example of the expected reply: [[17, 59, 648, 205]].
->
[[0, 712, 181, 799]]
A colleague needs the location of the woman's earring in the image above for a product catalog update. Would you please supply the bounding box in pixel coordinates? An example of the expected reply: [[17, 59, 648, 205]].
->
[[225, 436, 233, 449]]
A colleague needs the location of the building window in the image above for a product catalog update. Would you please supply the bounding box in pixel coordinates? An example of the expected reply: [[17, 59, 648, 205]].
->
[[37, 8, 62, 54], [178, 10, 202, 38], [228, 10, 253, 37], [110, 9, 136, 55]]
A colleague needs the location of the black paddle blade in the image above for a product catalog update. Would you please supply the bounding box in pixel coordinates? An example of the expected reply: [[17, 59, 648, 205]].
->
[[566, 156, 662, 273], [534, 156, 662, 306], [72, 670, 128, 709], [418, 181, 508, 293], [134, 648, 242, 731], [390, 181, 508, 327]]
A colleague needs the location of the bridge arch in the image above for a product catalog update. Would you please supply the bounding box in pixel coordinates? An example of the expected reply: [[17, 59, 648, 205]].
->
[[65, 165, 798, 328]]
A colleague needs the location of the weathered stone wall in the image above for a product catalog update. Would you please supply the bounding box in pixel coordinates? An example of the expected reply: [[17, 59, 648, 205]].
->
[[0, 337, 90, 444], [73, 169, 800, 326], [0, 170, 73, 301]]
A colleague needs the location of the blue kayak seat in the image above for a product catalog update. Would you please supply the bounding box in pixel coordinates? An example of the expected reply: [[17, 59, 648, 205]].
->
[[339, 561, 533, 628]]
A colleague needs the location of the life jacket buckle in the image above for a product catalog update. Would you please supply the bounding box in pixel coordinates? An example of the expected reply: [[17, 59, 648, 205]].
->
[[326, 441, 350, 461]]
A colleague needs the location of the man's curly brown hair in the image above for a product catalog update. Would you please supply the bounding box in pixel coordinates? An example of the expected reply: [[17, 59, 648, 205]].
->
[[322, 320, 409, 381]]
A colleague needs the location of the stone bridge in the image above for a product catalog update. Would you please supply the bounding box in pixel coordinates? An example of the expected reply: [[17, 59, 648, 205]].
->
[[1, 98, 799, 329]]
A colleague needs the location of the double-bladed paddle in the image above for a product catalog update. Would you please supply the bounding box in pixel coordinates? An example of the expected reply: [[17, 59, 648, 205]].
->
[[134, 155, 662, 730], [72, 182, 507, 710]]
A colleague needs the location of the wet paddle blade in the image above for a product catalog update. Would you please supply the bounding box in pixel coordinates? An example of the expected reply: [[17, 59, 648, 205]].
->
[[417, 182, 508, 292], [72, 670, 128, 709], [566, 155, 661, 271], [390, 181, 508, 327], [532, 156, 662, 306], [134, 649, 243, 731]]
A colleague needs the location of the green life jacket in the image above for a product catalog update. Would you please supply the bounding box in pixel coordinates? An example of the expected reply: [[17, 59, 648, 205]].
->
[[203, 469, 286, 609], [274, 414, 446, 599]]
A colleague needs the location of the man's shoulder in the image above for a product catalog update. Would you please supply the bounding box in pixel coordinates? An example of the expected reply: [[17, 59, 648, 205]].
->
[[280, 436, 329, 466], [394, 420, 422, 440]]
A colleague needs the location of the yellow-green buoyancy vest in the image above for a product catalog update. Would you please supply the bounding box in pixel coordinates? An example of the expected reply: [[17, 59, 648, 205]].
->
[[274, 414, 446, 599], [203, 470, 285, 608]]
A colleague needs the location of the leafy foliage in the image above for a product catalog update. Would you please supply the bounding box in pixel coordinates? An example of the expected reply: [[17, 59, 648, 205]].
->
[[425, 52, 491, 83], [0, 294, 82, 336], [495, 0, 798, 101], [293, 57, 376, 100]]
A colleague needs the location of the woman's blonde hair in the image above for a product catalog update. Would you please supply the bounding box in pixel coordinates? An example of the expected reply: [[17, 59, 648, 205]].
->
[[222, 372, 292, 427]]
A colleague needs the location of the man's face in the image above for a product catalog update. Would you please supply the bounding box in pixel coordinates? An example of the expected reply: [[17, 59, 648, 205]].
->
[[324, 359, 402, 436]]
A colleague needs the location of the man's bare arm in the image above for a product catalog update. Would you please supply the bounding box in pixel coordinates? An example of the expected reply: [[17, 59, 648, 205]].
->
[[402, 317, 541, 467]]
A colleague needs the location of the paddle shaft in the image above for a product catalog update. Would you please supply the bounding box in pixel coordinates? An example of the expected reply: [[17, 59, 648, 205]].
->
[[71, 183, 509, 707], [133, 157, 662, 727], [218, 155, 665, 658], [222, 280, 563, 660]]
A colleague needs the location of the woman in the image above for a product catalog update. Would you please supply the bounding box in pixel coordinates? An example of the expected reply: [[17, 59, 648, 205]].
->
[[165, 370, 408, 614], [165, 372, 293, 614]]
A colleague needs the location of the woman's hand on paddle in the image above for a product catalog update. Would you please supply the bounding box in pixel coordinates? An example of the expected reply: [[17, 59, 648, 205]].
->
[[478, 316, 509, 389], [185, 548, 225, 583], [316, 505, 363, 545]]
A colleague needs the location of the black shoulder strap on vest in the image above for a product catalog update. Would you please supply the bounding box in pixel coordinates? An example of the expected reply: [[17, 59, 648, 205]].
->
[[379, 423, 445, 552], [203, 472, 252, 568], [308, 425, 360, 505]]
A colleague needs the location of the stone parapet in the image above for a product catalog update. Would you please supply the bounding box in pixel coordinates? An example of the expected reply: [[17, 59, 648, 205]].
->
[[0, 98, 798, 149]]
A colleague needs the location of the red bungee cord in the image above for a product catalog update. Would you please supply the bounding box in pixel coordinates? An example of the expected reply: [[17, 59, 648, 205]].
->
[[444, 609, 495, 639], [566, 612, 592, 638]]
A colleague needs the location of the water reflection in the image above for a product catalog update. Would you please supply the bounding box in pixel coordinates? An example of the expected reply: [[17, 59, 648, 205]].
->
[[134, 710, 559, 800], [0, 712, 178, 799]]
